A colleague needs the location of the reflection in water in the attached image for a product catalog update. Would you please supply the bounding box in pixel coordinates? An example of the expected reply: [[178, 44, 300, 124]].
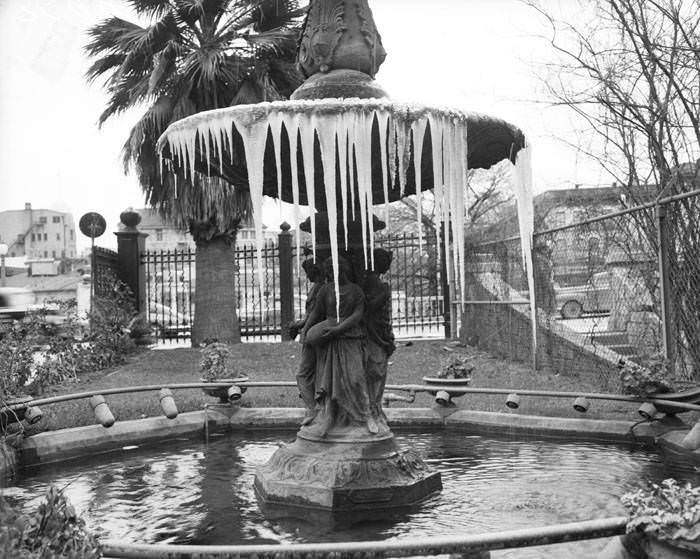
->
[[6, 431, 700, 558]]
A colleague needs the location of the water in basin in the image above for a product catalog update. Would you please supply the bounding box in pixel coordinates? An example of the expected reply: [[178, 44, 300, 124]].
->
[[6, 431, 699, 558]]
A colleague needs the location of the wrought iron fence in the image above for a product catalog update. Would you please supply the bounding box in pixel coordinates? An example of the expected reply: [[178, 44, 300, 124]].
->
[[141, 231, 444, 344], [463, 190, 700, 384], [92, 247, 120, 299]]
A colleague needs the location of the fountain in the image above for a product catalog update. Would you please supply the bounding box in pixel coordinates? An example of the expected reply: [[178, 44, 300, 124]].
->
[[157, 0, 531, 518]]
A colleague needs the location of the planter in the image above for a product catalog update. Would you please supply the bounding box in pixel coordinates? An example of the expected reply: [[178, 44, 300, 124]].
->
[[200, 377, 249, 403], [423, 376, 470, 407]]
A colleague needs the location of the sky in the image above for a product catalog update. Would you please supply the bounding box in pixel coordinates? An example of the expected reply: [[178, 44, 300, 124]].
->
[[0, 0, 607, 252]]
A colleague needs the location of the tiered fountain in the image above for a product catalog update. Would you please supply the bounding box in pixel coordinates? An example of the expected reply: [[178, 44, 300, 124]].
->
[[158, 0, 530, 519]]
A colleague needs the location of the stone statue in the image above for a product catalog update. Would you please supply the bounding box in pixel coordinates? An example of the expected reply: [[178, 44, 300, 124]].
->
[[301, 255, 378, 437], [363, 248, 395, 419], [289, 258, 325, 425]]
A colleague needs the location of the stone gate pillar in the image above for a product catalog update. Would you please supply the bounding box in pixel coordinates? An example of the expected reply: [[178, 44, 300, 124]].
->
[[114, 209, 148, 312]]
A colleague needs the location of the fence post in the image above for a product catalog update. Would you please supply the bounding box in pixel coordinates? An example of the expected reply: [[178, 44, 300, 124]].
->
[[656, 203, 674, 369], [114, 209, 149, 313], [278, 222, 294, 341]]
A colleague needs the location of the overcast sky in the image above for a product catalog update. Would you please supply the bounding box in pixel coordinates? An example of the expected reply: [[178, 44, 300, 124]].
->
[[0, 0, 605, 251]]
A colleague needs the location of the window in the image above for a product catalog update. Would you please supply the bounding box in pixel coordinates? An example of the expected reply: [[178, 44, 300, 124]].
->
[[70, 229, 74, 240], [52, 216, 61, 223], [43, 233, 47, 241], [44, 250, 48, 257], [39, 216, 47, 224], [156, 229, 163, 241], [56, 233, 60, 241], [52, 250, 56, 258], [31, 233, 35, 242]]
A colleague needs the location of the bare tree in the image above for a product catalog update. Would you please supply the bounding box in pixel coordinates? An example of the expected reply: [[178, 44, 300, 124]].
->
[[530, 0, 700, 378]]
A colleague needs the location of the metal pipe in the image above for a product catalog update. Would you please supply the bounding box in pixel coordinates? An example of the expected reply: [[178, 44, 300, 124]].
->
[[454, 300, 530, 305], [101, 516, 627, 558], [6, 382, 700, 412]]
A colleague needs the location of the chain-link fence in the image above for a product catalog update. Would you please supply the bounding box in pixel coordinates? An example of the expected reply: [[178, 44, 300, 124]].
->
[[463, 190, 700, 384]]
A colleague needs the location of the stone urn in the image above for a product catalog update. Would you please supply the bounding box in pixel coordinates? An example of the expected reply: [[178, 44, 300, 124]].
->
[[200, 377, 249, 404]]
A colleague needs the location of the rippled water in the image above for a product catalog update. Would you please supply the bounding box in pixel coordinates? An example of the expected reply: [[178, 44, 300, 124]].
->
[[5, 431, 700, 558]]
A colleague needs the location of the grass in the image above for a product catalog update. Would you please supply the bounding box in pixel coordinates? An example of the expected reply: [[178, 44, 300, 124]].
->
[[24, 339, 652, 433]]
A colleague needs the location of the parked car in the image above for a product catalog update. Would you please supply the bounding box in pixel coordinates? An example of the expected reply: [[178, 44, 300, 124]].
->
[[148, 302, 190, 339], [555, 271, 614, 319], [0, 287, 70, 337]]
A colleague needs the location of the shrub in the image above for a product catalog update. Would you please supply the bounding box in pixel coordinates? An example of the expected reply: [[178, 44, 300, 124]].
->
[[437, 356, 473, 380], [0, 276, 137, 426], [622, 479, 700, 544], [200, 342, 236, 381], [0, 486, 101, 559], [618, 355, 673, 397]]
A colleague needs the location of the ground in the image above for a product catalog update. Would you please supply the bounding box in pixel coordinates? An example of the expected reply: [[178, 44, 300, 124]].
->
[[29, 339, 649, 432]]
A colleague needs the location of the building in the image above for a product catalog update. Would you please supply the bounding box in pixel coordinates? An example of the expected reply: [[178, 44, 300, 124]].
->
[[132, 209, 277, 251], [0, 203, 77, 260]]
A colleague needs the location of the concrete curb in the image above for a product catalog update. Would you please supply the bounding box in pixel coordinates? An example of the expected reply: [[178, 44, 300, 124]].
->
[[19, 411, 220, 467], [11, 407, 699, 470], [445, 410, 638, 443]]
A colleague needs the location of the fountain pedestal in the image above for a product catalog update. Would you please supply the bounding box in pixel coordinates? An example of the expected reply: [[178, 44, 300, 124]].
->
[[255, 428, 441, 514]]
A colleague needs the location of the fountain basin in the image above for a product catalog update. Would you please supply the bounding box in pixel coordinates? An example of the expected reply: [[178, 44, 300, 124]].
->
[[6, 428, 700, 558]]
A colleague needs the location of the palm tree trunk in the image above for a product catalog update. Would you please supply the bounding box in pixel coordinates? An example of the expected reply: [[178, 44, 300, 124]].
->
[[192, 235, 240, 346]]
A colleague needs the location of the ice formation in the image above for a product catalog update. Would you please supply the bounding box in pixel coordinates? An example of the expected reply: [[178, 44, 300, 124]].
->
[[158, 99, 532, 322]]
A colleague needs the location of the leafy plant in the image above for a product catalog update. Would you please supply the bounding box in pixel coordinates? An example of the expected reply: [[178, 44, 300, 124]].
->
[[619, 356, 673, 397], [622, 479, 700, 544], [1, 275, 138, 431], [437, 356, 473, 380], [0, 486, 101, 558], [200, 342, 235, 381]]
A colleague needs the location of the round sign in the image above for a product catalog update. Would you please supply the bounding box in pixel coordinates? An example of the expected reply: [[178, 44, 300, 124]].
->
[[79, 212, 107, 239]]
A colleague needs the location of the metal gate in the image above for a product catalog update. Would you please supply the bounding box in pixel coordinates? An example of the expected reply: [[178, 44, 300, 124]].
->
[[141, 232, 444, 343]]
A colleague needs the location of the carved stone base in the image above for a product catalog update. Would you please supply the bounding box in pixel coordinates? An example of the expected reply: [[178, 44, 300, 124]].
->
[[254, 430, 441, 516]]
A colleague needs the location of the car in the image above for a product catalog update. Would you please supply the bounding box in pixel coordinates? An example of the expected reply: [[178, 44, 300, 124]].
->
[[148, 302, 190, 339], [0, 287, 70, 337], [554, 272, 614, 319]]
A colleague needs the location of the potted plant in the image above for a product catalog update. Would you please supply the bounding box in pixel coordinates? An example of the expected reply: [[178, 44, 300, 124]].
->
[[423, 356, 473, 406], [199, 342, 248, 403], [621, 479, 700, 558]]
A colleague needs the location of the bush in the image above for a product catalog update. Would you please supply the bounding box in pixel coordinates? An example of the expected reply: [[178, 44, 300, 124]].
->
[[618, 355, 673, 398], [0, 276, 137, 422], [0, 487, 101, 559], [622, 479, 700, 544]]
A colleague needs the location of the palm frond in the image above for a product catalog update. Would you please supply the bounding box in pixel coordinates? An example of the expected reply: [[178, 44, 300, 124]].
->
[[126, 0, 173, 18], [85, 54, 126, 83]]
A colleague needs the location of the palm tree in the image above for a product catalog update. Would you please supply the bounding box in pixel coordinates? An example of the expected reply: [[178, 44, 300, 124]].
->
[[86, 0, 305, 345]]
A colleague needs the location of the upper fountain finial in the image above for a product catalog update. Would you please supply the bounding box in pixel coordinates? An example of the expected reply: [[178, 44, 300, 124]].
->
[[292, 0, 389, 100]]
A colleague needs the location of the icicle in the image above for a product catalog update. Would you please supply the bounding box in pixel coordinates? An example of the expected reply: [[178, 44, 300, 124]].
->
[[299, 114, 317, 261], [235, 119, 269, 293], [344, 112, 357, 222], [269, 111, 284, 204], [411, 117, 427, 256], [429, 114, 446, 285], [201, 124, 211, 177], [337, 113, 349, 250], [317, 115, 341, 320], [512, 143, 536, 360], [282, 114, 302, 274], [395, 109, 410, 198], [352, 111, 369, 268], [376, 110, 391, 227]]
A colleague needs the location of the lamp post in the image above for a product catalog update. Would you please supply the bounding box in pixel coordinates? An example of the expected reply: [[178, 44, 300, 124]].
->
[[0, 242, 8, 287]]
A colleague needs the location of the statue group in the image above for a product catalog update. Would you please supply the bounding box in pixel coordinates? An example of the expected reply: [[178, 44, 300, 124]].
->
[[289, 249, 396, 439]]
